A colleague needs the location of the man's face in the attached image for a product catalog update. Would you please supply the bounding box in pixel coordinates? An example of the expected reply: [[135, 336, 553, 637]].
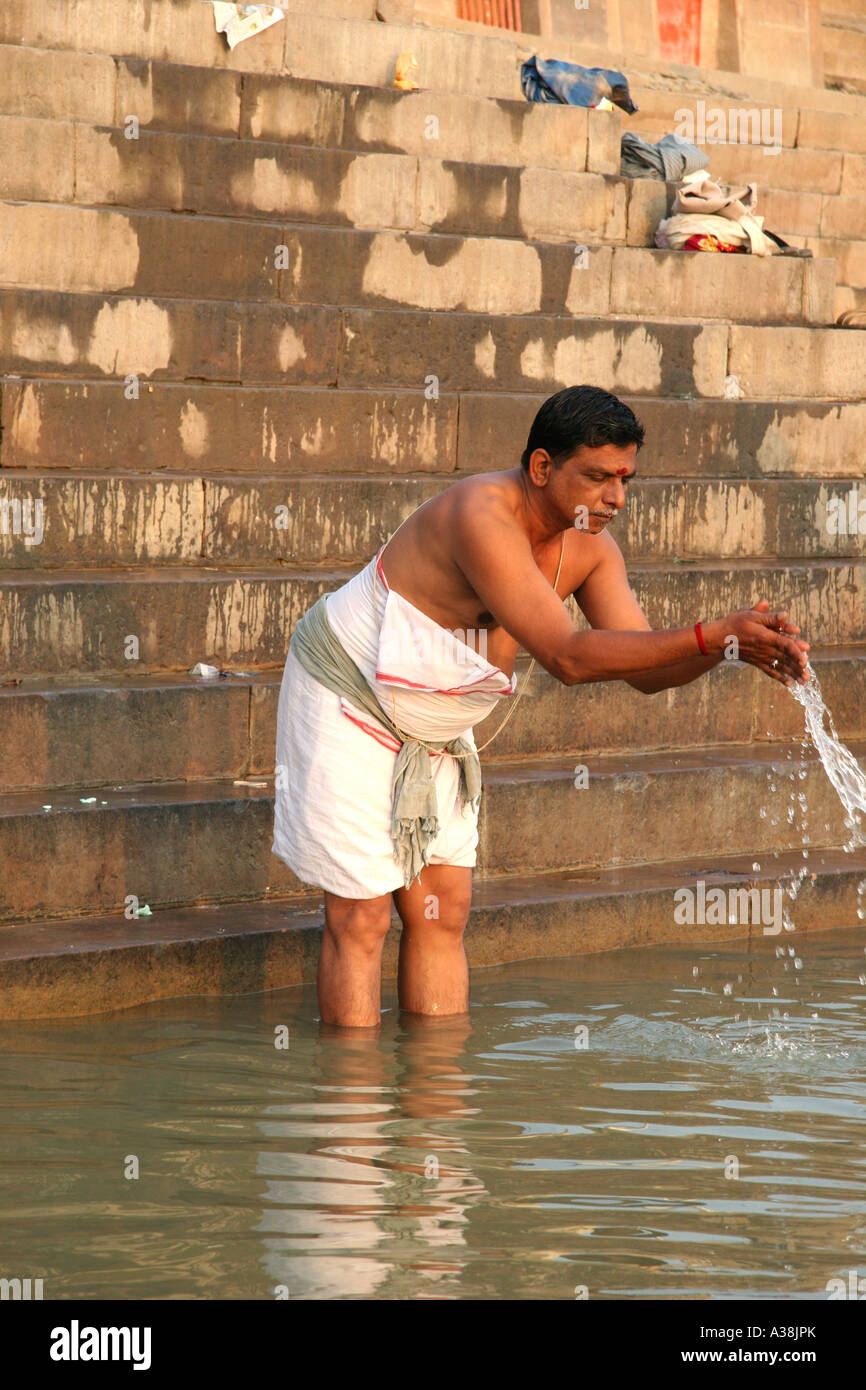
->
[[550, 442, 637, 534]]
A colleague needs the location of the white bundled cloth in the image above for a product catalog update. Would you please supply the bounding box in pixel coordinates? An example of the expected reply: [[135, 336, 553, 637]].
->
[[207, 3, 284, 49], [655, 168, 780, 256], [272, 553, 515, 899]]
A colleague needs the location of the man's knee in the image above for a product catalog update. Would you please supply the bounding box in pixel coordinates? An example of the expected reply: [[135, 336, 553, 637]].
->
[[413, 876, 473, 934], [324, 895, 391, 956]]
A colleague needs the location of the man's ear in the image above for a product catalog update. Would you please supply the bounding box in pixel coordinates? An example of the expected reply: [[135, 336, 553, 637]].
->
[[527, 448, 553, 486]]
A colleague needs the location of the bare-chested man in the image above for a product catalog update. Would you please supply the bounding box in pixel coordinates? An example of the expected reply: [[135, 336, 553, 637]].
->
[[272, 385, 810, 1027]]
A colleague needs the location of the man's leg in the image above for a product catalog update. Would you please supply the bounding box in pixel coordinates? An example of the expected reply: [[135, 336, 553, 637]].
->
[[393, 864, 473, 1016], [319, 890, 393, 1028]]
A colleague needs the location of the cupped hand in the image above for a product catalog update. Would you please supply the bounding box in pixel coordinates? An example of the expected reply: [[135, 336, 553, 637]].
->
[[706, 600, 810, 686]]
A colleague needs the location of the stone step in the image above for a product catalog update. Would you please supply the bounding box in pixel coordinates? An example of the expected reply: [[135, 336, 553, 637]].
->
[[812, 193, 866, 241], [0, 43, 614, 173], [3, 386, 865, 483], [630, 89, 866, 157], [0, 740, 861, 924], [0, 0, 293, 72], [466, 394, 866, 479], [4, 296, 860, 399], [0, 382, 459, 475], [0, 290, 339, 384], [668, 141, 850, 198], [1, 560, 863, 679], [804, 237, 866, 291], [7, 0, 866, 133], [8, 381, 864, 480], [2, 648, 864, 795], [238, 68, 617, 172], [335, 312, 864, 398], [4, 299, 864, 423], [2, 471, 866, 571], [13, 109, 865, 294], [0, 204, 835, 323], [0, 114, 625, 244], [835, 286, 866, 322], [2, 846, 863, 1018], [0, 41, 118, 125], [479, 743, 864, 877], [6, 34, 865, 209]]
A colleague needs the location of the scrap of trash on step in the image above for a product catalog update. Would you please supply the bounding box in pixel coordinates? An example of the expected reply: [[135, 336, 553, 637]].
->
[[189, 663, 257, 679], [206, 2, 284, 50], [136, 904, 153, 918], [394, 52, 420, 90]]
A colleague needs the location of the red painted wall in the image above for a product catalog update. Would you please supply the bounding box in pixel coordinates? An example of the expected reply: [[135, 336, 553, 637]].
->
[[658, 0, 702, 66]]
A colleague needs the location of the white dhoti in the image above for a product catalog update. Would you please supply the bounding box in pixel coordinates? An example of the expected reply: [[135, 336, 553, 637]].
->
[[271, 552, 515, 899]]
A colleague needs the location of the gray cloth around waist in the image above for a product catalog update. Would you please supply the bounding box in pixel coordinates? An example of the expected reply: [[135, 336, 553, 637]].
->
[[290, 593, 482, 890]]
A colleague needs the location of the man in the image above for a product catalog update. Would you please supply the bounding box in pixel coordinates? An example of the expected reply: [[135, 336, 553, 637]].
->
[[272, 385, 809, 1028]]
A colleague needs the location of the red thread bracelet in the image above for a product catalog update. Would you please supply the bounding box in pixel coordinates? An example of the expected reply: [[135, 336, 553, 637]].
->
[[694, 621, 708, 656]]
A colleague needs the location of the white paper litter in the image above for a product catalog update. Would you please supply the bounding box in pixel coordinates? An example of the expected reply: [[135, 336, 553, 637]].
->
[[207, 2, 284, 50], [189, 662, 221, 679]]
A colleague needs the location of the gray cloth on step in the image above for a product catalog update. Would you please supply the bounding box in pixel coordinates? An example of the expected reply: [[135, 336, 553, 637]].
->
[[621, 131, 707, 182]]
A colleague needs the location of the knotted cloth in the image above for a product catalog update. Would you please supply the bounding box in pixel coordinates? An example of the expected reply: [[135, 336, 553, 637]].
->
[[290, 594, 482, 889]]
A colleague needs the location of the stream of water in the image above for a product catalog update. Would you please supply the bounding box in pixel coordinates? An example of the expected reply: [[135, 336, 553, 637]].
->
[[789, 666, 866, 838]]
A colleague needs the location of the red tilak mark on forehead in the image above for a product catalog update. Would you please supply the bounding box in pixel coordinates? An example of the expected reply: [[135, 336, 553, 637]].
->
[[615, 467, 630, 475]]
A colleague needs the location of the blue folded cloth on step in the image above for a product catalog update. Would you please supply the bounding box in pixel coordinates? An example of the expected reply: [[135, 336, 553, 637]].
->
[[520, 56, 638, 114]]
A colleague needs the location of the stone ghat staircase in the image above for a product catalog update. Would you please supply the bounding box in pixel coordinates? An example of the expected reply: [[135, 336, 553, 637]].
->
[[1, 0, 866, 1018]]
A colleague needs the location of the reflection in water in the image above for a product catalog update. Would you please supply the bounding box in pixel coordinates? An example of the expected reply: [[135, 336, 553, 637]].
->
[[257, 1014, 486, 1300], [1, 929, 865, 1299]]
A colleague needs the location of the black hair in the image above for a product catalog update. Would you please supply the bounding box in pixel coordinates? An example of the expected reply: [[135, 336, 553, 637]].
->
[[520, 386, 644, 469]]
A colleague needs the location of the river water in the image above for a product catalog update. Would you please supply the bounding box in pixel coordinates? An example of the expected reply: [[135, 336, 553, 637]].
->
[[2, 930, 865, 1300]]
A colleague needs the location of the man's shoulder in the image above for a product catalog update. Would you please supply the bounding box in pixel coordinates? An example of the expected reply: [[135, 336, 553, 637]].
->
[[571, 526, 628, 594], [447, 471, 520, 523]]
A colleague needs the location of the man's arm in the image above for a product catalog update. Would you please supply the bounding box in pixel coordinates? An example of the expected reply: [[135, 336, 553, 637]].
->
[[574, 535, 718, 692], [450, 495, 808, 688]]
